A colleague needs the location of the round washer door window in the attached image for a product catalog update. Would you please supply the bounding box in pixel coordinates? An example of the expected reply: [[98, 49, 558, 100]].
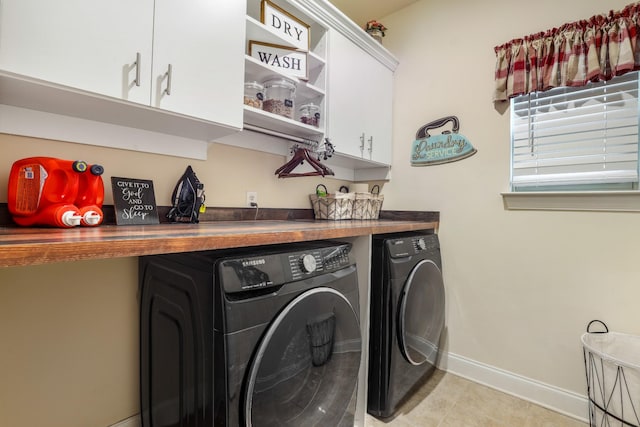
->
[[398, 259, 445, 366], [245, 287, 361, 427]]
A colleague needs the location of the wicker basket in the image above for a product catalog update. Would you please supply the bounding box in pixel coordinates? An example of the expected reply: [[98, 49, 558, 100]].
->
[[310, 184, 355, 220], [352, 185, 384, 220]]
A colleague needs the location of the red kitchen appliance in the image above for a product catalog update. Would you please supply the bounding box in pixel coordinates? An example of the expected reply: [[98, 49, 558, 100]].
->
[[8, 157, 105, 228]]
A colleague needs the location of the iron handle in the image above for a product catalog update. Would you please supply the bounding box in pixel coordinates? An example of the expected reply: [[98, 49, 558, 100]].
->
[[133, 52, 141, 87], [415, 116, 460, 139], [163, 64, 172, 96]]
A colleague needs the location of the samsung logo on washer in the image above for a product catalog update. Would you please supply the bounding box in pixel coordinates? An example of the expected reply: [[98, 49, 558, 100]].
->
[[242, 258, 266, 267]]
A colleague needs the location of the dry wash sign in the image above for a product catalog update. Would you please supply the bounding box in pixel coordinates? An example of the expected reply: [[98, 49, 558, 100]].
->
[[411, 116, 477, 166], [261, 0, 310, 50], [249, 41, 308, 80]]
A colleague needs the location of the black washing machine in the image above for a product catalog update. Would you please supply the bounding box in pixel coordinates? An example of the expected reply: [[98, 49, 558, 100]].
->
[[139, 241, 362, 427], [367, 231, 445, 419]]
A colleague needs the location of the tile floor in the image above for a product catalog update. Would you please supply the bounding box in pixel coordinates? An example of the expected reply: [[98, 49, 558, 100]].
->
[[364, 370, 587, 427]]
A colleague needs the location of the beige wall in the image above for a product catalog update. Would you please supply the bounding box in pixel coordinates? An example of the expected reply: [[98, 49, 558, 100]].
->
[[0, 258, 138, 427], [381, 0, 639, 398]]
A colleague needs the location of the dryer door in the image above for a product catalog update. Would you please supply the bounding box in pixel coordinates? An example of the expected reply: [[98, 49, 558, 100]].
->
[[245, 287, 361, 427], [397, 259, 445, 366]]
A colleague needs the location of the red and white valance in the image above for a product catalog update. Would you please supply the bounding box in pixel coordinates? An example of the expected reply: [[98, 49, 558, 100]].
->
[[494, 2, 640, 101]]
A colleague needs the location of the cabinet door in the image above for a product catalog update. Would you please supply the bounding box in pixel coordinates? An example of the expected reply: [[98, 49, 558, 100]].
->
[[363, 56, 393, 164], [327, 29, 368, 159], [327, 29, 393, 165], [0, 0, 154, 105], [151, 0, 245, 128]]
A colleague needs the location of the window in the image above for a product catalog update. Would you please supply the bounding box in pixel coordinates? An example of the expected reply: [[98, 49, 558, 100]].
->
[[510, 72, 640, 192]]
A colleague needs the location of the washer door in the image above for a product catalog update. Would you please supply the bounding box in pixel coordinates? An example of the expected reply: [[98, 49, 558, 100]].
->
[[245, 287, 361, 427], [398, 259, 445, 366]]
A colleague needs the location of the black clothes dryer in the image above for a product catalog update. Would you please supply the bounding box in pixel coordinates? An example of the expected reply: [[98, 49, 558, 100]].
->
[[139, 241, 362, 427], [367, 231, 445, 419]]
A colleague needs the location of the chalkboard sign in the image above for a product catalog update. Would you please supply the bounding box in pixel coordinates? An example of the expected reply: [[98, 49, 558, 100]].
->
[[111, 177, 159, 225]]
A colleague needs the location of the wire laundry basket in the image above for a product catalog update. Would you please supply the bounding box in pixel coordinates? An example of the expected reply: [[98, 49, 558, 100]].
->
[[582, 320, 640, 427]]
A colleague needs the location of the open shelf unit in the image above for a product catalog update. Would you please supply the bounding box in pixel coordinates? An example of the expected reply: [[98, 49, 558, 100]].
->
[[243, 0, 328, 140]]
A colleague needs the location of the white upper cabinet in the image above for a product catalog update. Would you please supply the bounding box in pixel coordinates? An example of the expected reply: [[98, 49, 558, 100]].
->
[[0, 0, 397, 176], [151, 0, 245, 126], [326, 29, 366, 159], [363, 53, 393, 164], [0, 0, 245, 142], [327, 28, 393, 165], [0, 0, 154, 105]]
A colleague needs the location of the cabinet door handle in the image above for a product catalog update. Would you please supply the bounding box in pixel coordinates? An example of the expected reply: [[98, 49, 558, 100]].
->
[[360, 132, 365, 155], [134, 52, 141, 87], [368, 136, 373, 156], [163, 64, 173, 96]]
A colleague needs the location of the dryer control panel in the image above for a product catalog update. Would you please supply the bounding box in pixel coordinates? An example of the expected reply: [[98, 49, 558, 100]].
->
[[219, 243, 353, 293], [387, 234, 439, 258]]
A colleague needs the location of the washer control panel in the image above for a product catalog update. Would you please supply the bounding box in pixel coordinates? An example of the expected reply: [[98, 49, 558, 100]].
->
[[220, 243, 353, 293], [322, 245, 351, 270], [288, 244, 351, 281], [289, 250, 323, 280]]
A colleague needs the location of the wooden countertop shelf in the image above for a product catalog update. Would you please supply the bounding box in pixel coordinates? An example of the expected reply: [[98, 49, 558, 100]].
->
[[0, 219, 438, 268]]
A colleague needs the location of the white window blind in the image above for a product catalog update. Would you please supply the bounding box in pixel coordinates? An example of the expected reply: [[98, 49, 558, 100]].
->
[[510, 71, 640, 191]]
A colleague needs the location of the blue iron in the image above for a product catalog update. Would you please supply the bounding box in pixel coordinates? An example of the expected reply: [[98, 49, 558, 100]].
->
[[411, 116, 477, 166]]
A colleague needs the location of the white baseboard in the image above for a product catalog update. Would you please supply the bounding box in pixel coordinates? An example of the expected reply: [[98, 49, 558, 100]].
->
[[108, 414, 140, 427], [439, 352, 589, 423]]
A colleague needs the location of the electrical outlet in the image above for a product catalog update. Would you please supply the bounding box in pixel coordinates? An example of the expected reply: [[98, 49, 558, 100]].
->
[[246, 191, 258, 207]]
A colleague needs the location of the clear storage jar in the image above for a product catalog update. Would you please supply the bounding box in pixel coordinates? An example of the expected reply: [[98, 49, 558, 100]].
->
[[244, 81, 264, 109], [299, 103, 320, 127], [262, 77, 296, 119]]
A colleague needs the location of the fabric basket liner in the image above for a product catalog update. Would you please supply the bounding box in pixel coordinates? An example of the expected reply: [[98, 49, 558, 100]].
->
[[582, 331, 640, 370]]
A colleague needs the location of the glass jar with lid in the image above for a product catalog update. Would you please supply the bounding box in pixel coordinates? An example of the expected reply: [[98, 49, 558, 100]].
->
[[262, 77, 296, 119], [299, 103, 320, 127], [244, 81, 264, 109]]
